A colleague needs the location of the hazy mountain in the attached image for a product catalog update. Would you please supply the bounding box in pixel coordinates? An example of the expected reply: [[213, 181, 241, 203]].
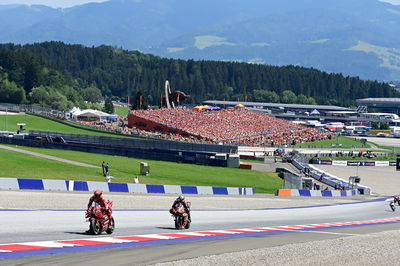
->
[[1, 0, 400, 81]]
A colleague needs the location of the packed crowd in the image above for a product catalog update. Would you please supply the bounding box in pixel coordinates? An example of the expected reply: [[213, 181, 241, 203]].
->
[[39, 106, 331, 147], [130, 107, 332, 146]]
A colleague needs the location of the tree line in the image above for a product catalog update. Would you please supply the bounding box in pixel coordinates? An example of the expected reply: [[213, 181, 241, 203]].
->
[[0, 41, 398, 110]]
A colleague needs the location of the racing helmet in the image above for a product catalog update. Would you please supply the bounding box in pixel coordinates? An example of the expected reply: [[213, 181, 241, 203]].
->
[[177, 195, 185, 201], [94, 189, 103, 198]]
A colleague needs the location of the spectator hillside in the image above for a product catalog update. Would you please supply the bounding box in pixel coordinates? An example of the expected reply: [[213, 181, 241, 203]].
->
[[129, 107, 332, 146]]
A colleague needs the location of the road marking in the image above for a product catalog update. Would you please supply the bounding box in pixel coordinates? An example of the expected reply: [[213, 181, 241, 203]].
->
[[1, 217, 399, 257]]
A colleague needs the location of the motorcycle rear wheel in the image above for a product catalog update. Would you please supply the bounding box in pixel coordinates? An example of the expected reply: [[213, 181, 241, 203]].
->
[[90, 219, 101, 235], [390, 202, 396, 212], [106, 218, 115, 234]]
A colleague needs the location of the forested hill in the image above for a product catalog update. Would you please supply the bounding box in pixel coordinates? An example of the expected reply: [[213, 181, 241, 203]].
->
[[0, 42, 398, 110]]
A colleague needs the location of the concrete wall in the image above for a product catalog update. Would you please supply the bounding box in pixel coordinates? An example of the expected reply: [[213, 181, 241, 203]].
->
[[0, 178, 254, 196]]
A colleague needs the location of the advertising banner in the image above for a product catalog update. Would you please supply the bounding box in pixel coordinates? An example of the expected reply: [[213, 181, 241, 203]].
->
[[347, 161, 360, 166], [320, 160, 332, 165], [375, 161, 389, 167], [332, 160, 347, 166], [363, 161, 375, 166]]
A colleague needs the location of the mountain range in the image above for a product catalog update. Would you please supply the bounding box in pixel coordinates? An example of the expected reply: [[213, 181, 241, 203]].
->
[[1, 0, 400, 81]]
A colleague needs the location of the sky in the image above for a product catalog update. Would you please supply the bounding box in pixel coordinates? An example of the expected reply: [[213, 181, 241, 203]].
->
[[0, 0, 108, 8], [0, 0, 399, 8]]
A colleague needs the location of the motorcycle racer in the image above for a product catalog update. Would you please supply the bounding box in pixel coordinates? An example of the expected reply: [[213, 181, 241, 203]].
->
[[87, 190, 112, 220], [171, 195, 189, 209], [394, 195, 400, 206], [170, 195, 190, 229]]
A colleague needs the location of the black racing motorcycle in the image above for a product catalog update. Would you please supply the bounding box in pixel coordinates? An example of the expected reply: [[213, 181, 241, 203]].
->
[[170, 202, 191, 230]]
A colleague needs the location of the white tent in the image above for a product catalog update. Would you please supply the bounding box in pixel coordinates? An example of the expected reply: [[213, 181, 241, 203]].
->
[[310, 109, 320, 115], [71, 109, 116, 121]]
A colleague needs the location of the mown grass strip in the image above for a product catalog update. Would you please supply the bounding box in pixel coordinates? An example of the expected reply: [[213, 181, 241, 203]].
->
[[1, 145, 282, 193], [294, 136, 370, 149]]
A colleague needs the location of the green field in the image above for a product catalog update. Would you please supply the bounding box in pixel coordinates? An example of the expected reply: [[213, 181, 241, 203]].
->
[[0, 114, 125, 137], [0, 145, 282, 193], [374, 145, 400, 154], [294, 136, 371, 149], [114, 106, 130, 116]]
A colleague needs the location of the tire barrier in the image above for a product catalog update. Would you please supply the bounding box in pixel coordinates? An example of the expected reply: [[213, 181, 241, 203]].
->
[[0, 178, 254, 196], [277, 189, 358, 197]]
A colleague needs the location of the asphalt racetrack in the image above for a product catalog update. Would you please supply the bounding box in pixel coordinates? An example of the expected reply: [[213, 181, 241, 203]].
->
[[1, 190, 400, 265]]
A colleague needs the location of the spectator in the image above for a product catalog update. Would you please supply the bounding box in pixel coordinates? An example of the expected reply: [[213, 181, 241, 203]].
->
[[102, 161, 105, 176], [134, 176, 140, 184], [105, 174, 113, 183], [104, 163, 109, 176]]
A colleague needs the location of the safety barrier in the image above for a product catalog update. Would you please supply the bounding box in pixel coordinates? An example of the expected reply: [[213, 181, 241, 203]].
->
[[309, 159, 396, 167], [0, 178, 254, 196], [277, 189, 358, 197], [291, 157, 371, 195]]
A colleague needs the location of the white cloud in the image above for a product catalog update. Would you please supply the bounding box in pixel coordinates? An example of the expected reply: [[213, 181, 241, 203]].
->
[[379, 0, 400, 5]]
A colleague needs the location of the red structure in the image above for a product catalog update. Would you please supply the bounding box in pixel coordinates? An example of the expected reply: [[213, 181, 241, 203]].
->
[[128, 112, 200, 138], [160, 90, 190, 107]]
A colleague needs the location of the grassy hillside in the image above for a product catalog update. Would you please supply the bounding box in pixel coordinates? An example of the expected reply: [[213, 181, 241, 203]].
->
[[294, 136, 371, 149], [1, 145, 282, 193], [114, 106, 130, 116], [0, 114, 124, 137]]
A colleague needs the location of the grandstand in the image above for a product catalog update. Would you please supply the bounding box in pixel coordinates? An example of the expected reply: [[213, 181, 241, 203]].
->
[[356, 98, 400, 115], [128, 107, 331, 146]]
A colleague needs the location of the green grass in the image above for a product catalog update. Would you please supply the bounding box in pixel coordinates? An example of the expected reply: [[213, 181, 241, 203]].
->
[[294, 136, 371, 149], [114, 106, 130, 116], [0, 114, 127, 138], [374, 145, 400, 154], [1, 145, 283, 193]]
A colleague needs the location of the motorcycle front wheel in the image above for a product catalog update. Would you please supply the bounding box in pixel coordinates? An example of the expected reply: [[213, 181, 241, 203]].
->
[[90, 219, 101, 235], [175, 216, 182, 230], [390, 202, 396, 212], [106, 218, 115, 234]]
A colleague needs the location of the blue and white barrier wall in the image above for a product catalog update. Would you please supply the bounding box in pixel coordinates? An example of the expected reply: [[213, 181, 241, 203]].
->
[[0, 178, 254, 196], [277, 189, 358, 197]]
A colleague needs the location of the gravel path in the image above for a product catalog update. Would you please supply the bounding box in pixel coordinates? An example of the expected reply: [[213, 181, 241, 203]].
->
[[155, 229, 400, 266], [0, 144, 99, 168], [0, 190, 367, 210]]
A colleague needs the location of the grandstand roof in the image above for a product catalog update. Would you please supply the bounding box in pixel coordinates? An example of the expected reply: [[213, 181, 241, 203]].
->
[[203, 100, 353, 111], [356, 98, 400, 104]]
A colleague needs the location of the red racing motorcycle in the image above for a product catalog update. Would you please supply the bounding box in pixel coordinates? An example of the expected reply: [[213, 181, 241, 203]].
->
[[85, 201, 115, 235]]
